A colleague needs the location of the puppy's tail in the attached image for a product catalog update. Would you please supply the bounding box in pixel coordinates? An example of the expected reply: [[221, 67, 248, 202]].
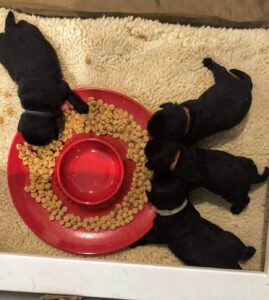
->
[[5, 11, 16, 30], [229, 69, 253, 90], [252, 167, 269, 184]]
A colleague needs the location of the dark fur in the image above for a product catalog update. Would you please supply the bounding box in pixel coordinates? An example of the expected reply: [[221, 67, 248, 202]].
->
[[0, 12, 89, 145], [145, 139, 269, 214], [147, 58, 252, 144], [132, 175, 255, 269]]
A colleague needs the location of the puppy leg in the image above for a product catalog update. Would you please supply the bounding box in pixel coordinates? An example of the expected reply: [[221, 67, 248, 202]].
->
[[59, 81, 89, 114], [68, 92, 89, 114], [252, 167, 269, 184], [240, 246, 256, 261], [226, 262, 242, 270], [0, 33, 3, 62], [130, 229, 164, 248], [229, 69, 252, 90], [203, 57, 231, 83], [230, 196, 250, 215]]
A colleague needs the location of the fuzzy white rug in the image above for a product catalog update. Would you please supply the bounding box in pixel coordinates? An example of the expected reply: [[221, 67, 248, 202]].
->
[[0, 8, 268, 271]]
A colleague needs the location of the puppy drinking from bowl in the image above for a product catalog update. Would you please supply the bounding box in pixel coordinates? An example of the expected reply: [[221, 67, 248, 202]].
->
[[145, 139, 269, 214], [147, 58, 252, 144], [0, 12, 89, 146], [132, 173, 256, 269]]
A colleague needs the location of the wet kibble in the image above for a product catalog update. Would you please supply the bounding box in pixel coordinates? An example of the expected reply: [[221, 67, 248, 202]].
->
[[18, 97, 150, 232]]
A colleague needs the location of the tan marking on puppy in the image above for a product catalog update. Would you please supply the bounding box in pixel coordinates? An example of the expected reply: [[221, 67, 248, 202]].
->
[[182, 106, 190, 135], [170, 150, 180, 171]]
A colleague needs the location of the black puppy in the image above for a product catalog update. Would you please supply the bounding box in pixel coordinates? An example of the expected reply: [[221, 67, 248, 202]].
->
[[132, 174, 256, 269], [145, 139, 269, 214], [0, 12, 89, 145], [148, 58, 252, 144]]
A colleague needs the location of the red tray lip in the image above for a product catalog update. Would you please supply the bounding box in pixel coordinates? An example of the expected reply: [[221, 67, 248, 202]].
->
[[7, 87, 156, 255], [56, 137, 125, 206], [75, 87, 150, 117]]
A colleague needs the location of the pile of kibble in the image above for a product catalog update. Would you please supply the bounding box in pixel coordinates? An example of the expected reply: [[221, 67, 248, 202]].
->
[[17, 98, 151, 232]]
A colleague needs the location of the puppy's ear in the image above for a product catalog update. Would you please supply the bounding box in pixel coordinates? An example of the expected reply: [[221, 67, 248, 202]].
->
[[159, 102, 174, 109]]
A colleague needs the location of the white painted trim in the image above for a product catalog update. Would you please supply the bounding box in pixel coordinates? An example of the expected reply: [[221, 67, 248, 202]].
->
[[265, 221, 269, 283], [1, 220, 268, 299], [1, 253, 269, 300]]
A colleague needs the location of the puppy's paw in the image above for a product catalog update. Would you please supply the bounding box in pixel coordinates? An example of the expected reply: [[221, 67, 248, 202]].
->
[[243, 246, 256, 260], [230, 204, 245, 215], [129, 241, 145, 248], [203, 57, 213, 68], [75, 101, 89, 114]]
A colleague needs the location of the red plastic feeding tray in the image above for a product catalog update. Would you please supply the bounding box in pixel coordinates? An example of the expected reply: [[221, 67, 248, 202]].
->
[[7, 87, 156, 255]]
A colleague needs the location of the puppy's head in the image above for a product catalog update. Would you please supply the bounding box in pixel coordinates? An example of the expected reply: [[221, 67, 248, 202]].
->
[[147, 174, 187, 210], [147, 103, 188, 140], [145, 139, 181, 172], [18, 77, 63, 113], [18, 113, 59, 146]]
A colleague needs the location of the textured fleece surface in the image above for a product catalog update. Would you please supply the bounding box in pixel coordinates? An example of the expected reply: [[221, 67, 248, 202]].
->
[[0, 8, 268, 271]]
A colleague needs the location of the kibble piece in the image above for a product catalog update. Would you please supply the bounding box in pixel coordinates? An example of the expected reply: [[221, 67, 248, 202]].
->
[[4, 91, 11, 98], [110, 224, 116, 230], [56, 201, 62, 208], [101, 224, 107, 230], [63, 215, 69, 222], [133, 208, 138, 214], [117, 215, 123, 221], [6, 107, 13, 116], [138, 204, 144, 211], [35, 197, 41, 203], [72, 224, 78, 230], [65, 222, 72, 228], [94, 227, 100, 233], [85, 56, 92, 64], [115, 203, 122, 210]]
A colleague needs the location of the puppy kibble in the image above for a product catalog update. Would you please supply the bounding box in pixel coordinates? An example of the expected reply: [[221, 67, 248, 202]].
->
[[17, 97, 151, 232], [6, 107, 13, 116], [4, 91, 11, 98]]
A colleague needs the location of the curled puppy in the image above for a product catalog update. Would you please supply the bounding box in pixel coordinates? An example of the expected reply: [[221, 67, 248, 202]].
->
[[132, 174, 255, 269], [0, 12, 89, 145], [145, 139, 269, 214], [148, 58, 252, 144]]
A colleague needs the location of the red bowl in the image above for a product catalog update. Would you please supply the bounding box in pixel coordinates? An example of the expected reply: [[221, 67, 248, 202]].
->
[[56, 137, 124, 206]]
